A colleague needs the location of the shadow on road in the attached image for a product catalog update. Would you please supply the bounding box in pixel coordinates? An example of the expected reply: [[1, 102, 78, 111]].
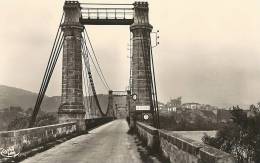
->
[[129, 134, 170, 163]]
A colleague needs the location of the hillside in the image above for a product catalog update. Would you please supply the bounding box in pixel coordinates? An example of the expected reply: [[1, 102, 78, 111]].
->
[[0, 85, 111, 113], [0, 85, 40, 110], [0, 85, 60, 112]]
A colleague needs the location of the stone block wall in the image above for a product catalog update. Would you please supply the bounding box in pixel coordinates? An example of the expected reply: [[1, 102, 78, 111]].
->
[[136, 122, 236, 163], [136, 122, 159, 150], [0, 122, 77, 156], [159, 130, 201, 163]]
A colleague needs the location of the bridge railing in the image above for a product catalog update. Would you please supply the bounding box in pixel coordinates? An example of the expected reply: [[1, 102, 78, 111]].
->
[[80, 3, 134, 25], [0, 122, 77, 160], [81, 8, 134, 20], [136, 121, 236, 163], [0, 117, 114, 161]]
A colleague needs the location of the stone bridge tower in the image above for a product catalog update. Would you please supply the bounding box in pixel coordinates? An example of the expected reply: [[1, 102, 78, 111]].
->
[[130, 2, 154, 126], [57, 1, 156, 130], [58, 1, 85, 131]]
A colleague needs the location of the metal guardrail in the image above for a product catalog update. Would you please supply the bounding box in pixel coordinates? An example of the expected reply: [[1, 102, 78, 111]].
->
[[81, 8, 134, 20], [80, 3, 134, 25]]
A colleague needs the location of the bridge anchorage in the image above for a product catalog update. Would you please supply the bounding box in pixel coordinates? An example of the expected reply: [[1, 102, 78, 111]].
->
[[29, 1, 160, 131]]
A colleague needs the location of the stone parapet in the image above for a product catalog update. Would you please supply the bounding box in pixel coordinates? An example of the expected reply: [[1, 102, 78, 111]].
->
[[136, 122, 236, 163], [136, 122, 159, 150], [0, 122, 77, 157], [0, 117, 115, 162]]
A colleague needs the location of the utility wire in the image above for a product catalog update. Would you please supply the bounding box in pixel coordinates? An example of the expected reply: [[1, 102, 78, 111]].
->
[[140, 33, 160, 128], [140, 36, 154, 120], [149, 40, 160, 128]]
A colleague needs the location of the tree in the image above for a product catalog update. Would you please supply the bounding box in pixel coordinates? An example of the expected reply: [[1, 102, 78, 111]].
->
[[7, 111, 58, 130], [8, 116, 29, 130], [203, 105, 260, 163]]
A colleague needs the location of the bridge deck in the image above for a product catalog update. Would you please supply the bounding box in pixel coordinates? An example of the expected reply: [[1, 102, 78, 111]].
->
[[21, 119, 160, 163]]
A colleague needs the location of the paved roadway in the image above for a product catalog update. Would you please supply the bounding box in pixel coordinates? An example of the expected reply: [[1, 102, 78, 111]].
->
[[22, 119, 160, 163]]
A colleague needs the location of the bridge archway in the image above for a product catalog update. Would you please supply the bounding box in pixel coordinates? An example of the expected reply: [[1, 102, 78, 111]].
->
[[57, 1, 159, 130], [29, 1, 159, 130]]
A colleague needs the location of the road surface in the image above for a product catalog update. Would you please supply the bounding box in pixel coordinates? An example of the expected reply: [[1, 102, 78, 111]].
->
[[22, 119, 160, 163]]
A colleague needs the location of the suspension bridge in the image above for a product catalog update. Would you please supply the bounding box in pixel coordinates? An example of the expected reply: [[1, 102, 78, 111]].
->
[[28, 1, 160, 130], [0, 1, 236, 163]]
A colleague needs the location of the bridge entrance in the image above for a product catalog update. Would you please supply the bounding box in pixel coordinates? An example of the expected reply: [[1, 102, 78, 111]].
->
[[30, 1, 159, 130]]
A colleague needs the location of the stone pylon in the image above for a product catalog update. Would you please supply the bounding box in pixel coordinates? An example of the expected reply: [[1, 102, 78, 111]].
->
[[58, 1, 86, 131], [130, 2, 154, 126], [107, 90, 114, 117]]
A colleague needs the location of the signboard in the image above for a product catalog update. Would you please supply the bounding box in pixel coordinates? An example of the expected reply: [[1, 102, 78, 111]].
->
[[143, 114, 149, 120], [136, 105, 150, 111]]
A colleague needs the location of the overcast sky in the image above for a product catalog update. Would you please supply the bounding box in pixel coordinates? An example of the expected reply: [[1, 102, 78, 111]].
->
[[1, 0, 260, 108]]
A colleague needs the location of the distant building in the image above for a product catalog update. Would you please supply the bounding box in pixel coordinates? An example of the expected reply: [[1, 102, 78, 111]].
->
[[158, 102, 165, 110], [163, 97, 182, 112], [158, 97, 181, 114], [182, 102, 200, 110], [159, 97, 221, 114], [167, 97, 181, 107], [167, 107, 176, 112]]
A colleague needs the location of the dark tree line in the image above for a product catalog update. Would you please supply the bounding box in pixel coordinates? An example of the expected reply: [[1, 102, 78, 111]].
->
[[203, 105, 260, 163], [159, 113, 219, 131], [0, 106, 58, 131]]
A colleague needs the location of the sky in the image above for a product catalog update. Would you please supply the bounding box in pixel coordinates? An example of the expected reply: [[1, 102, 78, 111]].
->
[[1, 0, 260, 108]]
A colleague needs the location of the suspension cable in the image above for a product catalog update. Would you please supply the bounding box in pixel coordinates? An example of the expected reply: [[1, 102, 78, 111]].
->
[[81, 37, 95, 115], [30, 13, 64, 127], [31, 13, 64, 120], [84, 29, 110, 90], [37, 35, 64, 109], [81, 38, 107, 117], [29, 33, 64, 127], [82, 61, 90, 117], [81, 35, 94, 117], [34, 30, 63, 111], [82, 32, 110, 91], [81, 41, 94, 118]]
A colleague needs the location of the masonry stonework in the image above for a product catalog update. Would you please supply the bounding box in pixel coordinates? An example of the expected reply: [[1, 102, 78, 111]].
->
[[130, 2, 154, 125], [58, 1, 85, 131], [136, 122, 236, 163], [0, 122, 77, 158]]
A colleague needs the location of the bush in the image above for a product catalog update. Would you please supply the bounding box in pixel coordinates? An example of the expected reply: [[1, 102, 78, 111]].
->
[[203, 106, 260, 163]]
